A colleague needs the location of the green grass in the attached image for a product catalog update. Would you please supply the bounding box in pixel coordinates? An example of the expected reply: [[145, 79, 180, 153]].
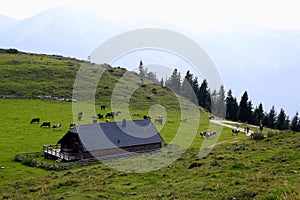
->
[[1, 99, 300, 199]]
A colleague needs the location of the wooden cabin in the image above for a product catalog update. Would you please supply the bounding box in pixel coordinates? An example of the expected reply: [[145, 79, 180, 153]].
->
[[44, 119, 163, 161]]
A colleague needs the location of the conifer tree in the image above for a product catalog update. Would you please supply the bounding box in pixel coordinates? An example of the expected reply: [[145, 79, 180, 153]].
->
[[291, 112, 299, 133], [238, 91, 250, 122], [253, 104, 264, 125], [225, 89, 238, 121], [165, 68, 181, 93], [181, 70, 194, 99], [197, 79, 211, 111], [268, 106, 277, 129], [276, 108, 288, 130]]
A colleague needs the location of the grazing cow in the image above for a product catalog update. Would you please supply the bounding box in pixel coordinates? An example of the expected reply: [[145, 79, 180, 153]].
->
[[97, 114, 104, 119], [152, 88, 157, 94], [69, 122, 76, 128], [40, 122, 51, 127], [52, 123, 62, 130], [100, 105, 106, 110], [232, 129, 240, 136], [200, 131, 216, 138], [78, 112, 83, 121], [105, 112, 115, 118], [30, 118, 40, 124], [180, 118, 188, 122], [143, 115, 151, 120], [155, 118, 163, 124]]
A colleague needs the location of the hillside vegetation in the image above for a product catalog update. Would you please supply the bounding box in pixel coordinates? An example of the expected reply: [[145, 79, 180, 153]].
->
[[1, 49, 300, 199]]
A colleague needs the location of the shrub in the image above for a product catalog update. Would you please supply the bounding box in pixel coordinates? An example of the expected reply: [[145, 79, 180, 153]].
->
[[188, 162, 203, 169], [267, 131, 276, 138], [252, 132, 264, 140]]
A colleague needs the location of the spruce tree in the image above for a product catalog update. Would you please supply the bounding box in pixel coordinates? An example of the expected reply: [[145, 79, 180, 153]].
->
[[291, 112, 298, 133], [197, 79, 211, 111], [165, 68, 181, 93], [238, 91, 250, 122], [276, 108, 287, 130], [253, 105, 265, 126], [192, 77, 199, 98], [247, 100, 254, 124], [160, 78, 164, 86], [217, 85, 226, 118], [211, 86, 226, 118], [225, 89, 238, 121], [268, 106, 277, 129], [181, 70, 194, 100]]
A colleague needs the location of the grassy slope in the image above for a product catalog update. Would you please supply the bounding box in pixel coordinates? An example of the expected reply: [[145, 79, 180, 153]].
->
[[1, 99, 300, 200], [0, 51, 300, 199]]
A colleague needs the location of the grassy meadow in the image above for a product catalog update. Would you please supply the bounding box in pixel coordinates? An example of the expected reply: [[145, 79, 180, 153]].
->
[[0, 99, 300, 199]]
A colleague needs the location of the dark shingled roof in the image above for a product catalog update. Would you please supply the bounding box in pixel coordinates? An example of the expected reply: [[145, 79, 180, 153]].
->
[[58, 119, 163, 151]]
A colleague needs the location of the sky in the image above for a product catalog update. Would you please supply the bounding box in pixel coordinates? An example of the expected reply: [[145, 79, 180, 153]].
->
[[1, 0, 300, 31]]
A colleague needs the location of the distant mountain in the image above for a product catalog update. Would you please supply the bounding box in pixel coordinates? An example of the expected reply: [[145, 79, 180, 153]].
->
[[0, 7, 117, 59], [0, 6, 300, 116], [0, 15, 19, 33]]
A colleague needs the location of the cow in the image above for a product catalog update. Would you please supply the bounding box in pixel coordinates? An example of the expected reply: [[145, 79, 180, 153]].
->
[[106, 119, 110, 122], [143, 115, 151, 120], [30, 118, 40, 124], [232, 129, 240, 136], [152, 88, 157, 94], [69, 122, 76, 128], [105, 112, 115, 118], [52, 123, 62, 130], [40, 122, 51, 127], [200, 131, 217, 138], [97, 114, 104, 119], [180, 118, 188, 122], [155, 118, 163, 124], [78, 112, 83, 121], [100, 105, 106, 110]]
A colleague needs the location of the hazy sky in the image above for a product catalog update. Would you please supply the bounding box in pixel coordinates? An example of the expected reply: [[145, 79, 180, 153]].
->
[[1, 0, 299, 117], [1, 0, 300, 32]]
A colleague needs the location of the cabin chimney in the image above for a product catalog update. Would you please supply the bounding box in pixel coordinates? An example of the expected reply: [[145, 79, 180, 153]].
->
[[122, 119, 126, 127]]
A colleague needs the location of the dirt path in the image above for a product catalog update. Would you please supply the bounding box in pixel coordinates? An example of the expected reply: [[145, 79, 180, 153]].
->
[[210, 119, 253, 136]]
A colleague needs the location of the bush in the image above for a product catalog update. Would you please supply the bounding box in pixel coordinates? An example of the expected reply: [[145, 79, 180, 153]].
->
[[252, 132, 264, 140], [267, 131, 276, 138], [188, 162, 203, 169]]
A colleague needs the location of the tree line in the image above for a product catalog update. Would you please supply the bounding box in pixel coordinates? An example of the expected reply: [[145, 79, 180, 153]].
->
[[139, 64, 300, 132]]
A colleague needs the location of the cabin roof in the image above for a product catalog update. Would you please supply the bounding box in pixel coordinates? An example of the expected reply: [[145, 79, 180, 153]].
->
[[58, 119, 163, 151]]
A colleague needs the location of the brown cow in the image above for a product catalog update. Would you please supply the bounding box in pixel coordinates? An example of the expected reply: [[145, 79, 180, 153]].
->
[[52, 123, 62, 130], [155, 118, 163, 124], [69, 122, 76, 128]]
